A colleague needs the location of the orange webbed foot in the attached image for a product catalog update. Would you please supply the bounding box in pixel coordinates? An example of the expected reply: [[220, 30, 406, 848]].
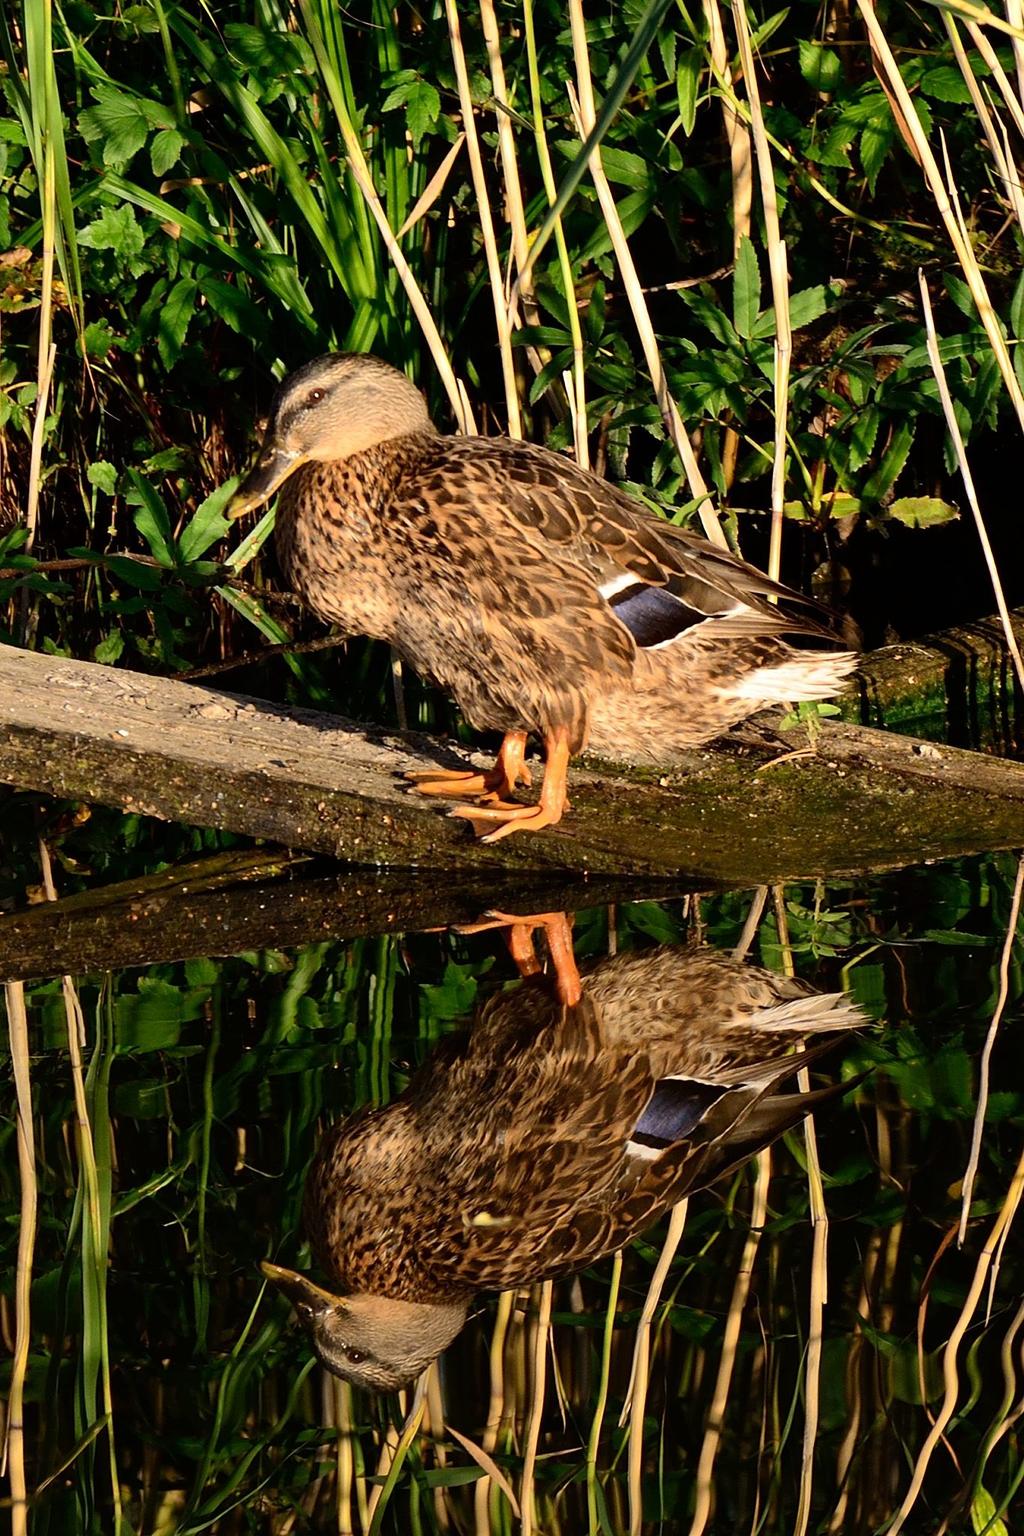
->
[[448, 799, 560, 842], [405, 731, 531, 804], [447, 728, 572, 844]]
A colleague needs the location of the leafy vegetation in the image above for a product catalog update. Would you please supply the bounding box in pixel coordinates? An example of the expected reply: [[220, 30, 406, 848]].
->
[[2, 0, 1023, 714]]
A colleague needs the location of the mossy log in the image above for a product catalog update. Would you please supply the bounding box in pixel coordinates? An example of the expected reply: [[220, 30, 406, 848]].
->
[[0, 639, 1022, 888]]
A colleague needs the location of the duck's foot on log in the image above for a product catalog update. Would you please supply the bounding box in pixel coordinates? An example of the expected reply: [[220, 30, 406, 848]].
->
[[405, 730, 531, 803]]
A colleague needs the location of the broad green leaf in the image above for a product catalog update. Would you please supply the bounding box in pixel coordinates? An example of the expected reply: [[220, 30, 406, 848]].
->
[[78, 204, 148, 275], [733, 234, 761, 340], [150, 126, 186, 176], [87, 460, 118, 495], [93, 630, 124, 664], [890, 503, 964, 534], [798, 40, 843, 93], [126, 470, 176, 566], [178, 479, 239, 563], [80, 85, 152, 167], [157, 276, 197, 368], [920, 64, 977, 103], [887, 496, 959, 529], [970, 1487, 1008, 1536]]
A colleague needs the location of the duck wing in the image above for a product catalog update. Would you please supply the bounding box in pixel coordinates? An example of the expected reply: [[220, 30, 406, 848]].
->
[[441, 436, 843, 649]]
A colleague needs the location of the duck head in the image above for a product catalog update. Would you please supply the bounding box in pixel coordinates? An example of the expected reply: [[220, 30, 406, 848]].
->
[[260, 1260, 468, 1393], [228, 354, 434, 520]]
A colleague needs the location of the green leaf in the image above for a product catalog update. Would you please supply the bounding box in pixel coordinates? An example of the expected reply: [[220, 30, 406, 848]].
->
[[859, 119, 893, 193], [78, 204, 148, 276], [750, 285, 827, 339], [381, 77, 440, 147], [157, 277, 198, 369], [178, 479, 239, 562], [79, 82, 174, 169], [94, 631, 125, 664], [80, 85, 152, 168], [799, 40, 843, 93], [87, 461, 118, 495], [886, 496, 959, 528], [82, 320, 118, 361], [863, 419, 914, 500], [732, 234, 761, 340], [126, 470, 176, 566], [150, 127, 185, 177], [597, 147, 651, 190], [920, 64, 975, 103], [676, 48, 701, 135], [405, 82, 440, 146], [848, 405, 881, 472], [970, 1486, 1008, 1536], [1011, 270, 1024, 338]]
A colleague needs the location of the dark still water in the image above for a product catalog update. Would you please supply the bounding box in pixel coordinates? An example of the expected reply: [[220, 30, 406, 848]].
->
[[2, 849, 1023, 1536]]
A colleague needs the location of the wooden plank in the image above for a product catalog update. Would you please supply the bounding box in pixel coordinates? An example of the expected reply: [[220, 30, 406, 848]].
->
[[1, 641, 1022, 884]]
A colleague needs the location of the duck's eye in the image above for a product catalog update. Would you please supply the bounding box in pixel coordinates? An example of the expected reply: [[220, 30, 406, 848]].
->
[[295, 1303, 314, 1324], [345, 1347, 366, 1365], [306, 388, 325, 407]]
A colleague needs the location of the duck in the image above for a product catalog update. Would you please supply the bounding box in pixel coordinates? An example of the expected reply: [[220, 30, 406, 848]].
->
[[261, 941, 865, 1392], [228, 354, 857, 842]]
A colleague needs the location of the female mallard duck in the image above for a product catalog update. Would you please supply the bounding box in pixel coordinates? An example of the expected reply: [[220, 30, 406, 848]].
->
[[262, 942, 864, 1392], [229, 354, 857, 841]]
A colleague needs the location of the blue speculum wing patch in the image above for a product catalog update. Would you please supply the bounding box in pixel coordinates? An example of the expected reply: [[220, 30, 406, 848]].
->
[[632, 1077, 726, 1149], [610, 585, 704, 648]]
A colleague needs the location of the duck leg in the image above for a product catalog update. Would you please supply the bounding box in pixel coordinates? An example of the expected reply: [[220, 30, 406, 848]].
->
[[448, 728, 571, 843], [405, 731, 531, 802], [510, 912, 582, 1007], [455, 910, 582, 1006]]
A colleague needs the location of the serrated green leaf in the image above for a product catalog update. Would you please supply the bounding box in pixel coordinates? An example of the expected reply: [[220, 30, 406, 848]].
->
[[94, 630, 125, 664], [848, 405, 881, 472], [87, 461, 118, 495], [150, 127, 185, 177], [860, 119, 893, 193], [78, 204, 148, 276], [920, 64, 974, 103], [157, 277, 197, 369], [863, 418, 914, 500], [886, 496, 959, 528], [733, 234, 761, 340]]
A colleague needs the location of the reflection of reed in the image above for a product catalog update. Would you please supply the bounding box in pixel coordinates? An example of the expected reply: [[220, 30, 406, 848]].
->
[[12, 863, 1024, 1533]]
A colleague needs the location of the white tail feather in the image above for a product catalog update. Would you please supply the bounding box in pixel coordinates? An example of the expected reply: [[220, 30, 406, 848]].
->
[[728, 652, 858, 704]]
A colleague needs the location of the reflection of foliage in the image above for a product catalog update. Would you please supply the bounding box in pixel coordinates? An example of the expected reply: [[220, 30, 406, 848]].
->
[[1, 849, 1021, 1530]]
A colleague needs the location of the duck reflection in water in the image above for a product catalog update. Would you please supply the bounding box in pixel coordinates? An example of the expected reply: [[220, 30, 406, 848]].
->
[[263, 918, 865, 1392]]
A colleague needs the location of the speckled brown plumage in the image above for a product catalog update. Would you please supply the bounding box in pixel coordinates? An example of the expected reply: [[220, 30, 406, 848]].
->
[[230, 354, 858, 839], [258, 944, 865, 1392]]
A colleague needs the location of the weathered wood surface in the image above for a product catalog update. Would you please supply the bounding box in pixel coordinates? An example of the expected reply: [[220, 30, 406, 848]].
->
[[0, 849, 687, 982], [843, 607, 1023, 742], [1, 640, 1022, 884]]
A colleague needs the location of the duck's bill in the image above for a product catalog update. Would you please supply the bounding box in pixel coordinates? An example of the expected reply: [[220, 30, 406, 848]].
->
[[259, 1259, 342, 1312], [228, 446, 303, 520]]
